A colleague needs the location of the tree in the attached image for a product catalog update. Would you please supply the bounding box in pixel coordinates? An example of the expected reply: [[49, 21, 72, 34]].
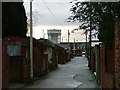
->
[[68, 1, 120, 48]]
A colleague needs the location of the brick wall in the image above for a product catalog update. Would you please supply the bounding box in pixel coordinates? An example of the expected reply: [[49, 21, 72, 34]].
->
[[100, 45, 115, 89], [115, 18, 120, 88], [0, 40, 2, 90], [100, 45, 104, 87], [2, 43, 9, 89]]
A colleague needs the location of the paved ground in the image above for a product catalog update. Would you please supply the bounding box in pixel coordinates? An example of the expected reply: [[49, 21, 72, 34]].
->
[[9, 56, 101, 89]]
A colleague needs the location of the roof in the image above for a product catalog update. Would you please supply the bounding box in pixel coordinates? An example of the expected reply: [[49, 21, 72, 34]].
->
[[57, 43, 69, 50], [79, 42, 90, 47], [39, 38, 56, 47], [59, 42, 90, 49]]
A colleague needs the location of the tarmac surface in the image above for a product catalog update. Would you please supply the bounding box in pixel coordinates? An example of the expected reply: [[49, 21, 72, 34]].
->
[[9, 56, 101, 89]]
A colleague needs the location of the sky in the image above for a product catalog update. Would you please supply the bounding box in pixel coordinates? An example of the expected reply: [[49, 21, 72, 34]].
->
[[23, 0, 88, 42]]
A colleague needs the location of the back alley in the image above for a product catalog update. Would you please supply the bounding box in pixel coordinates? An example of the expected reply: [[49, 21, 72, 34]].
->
[[21, 56, 100, 89]]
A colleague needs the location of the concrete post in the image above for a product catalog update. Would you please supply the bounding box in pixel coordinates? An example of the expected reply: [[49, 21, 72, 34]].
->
[[30, 0, 33, 80]]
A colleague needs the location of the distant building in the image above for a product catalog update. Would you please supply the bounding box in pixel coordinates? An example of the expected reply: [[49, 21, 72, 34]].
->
[[47, 29, 61, 43], [57, 42, 90, 50]]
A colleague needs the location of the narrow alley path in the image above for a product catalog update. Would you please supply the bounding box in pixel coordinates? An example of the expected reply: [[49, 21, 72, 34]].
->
[[23, 56, 100, 89]]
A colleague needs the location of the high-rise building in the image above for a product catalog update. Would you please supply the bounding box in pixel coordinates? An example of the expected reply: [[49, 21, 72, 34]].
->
[[47, 29, 61, 43]]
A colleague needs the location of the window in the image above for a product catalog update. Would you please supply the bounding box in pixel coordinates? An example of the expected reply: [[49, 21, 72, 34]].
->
[[7, 44, 21, 56]]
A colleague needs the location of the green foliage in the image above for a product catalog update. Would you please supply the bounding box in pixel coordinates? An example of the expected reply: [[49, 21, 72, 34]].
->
[[68, 1, 120, 48]]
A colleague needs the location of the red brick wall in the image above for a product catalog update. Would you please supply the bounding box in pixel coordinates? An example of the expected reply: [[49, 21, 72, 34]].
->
[[100, 45, 105, 87], [33, 46, 44, 77], [100, 45, 115, 89], [21, 46, 30, 83], [58, 48, 66, 64], [2, 43, 9, 89], [105, 48, 115, 76], [115, 18, 120, 88], [102, 73, 114, 89], [22, 57, 30, 83], [9, 56, 23, 82], [0, 41, 2, 90], [91, 47, 96, 73]]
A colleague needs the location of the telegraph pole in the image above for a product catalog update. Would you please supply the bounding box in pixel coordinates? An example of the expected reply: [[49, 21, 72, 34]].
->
[[68, 30, 70, 52], [62, 37, 63, 42], [89, 13, 92, 70], [74, 38, 75, 56], [30, 0, 33, 80], [68, 30, 70, 60], [86, 30, 88, 57], [43, 29, 45, 38]]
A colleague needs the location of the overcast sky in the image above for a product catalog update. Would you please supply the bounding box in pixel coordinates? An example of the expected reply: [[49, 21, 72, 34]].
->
[[23, 0, 88, 42], [24, 0, 80, 26], [23, 0, 119, 42]]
